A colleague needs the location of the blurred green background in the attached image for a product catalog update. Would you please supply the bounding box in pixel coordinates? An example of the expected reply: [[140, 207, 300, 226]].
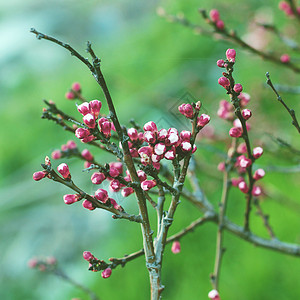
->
[[1, 0, 300, 299]]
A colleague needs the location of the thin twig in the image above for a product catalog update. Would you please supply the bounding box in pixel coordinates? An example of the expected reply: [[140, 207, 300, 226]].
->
[[266, 72, 300, 134], [253, 198, 276, 239], [54, 269, 100, 300]]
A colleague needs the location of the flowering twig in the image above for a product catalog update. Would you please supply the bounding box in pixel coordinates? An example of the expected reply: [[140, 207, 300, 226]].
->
[[42, 165, 142, 223], [30, 28, 157, 294], [159, 9, 300, 73], [266, 72, 300, 134]]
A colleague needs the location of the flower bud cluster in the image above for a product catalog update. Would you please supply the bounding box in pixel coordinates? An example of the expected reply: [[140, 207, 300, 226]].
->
[[75, 100, 116, 143], [65, 82, 82, 100], [51, 140, 78, 160], [82, 251, 112, 278], [28, 256, 57, 272], [217, 49, 265, 197], [209, 9, 224, 30]]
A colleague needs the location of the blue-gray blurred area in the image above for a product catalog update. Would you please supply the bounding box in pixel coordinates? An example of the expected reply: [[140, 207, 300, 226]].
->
[[1, 0, 300, 299]]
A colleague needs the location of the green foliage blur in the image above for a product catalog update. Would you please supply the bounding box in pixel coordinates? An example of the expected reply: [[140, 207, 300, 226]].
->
[[1, 0, 300, 299]]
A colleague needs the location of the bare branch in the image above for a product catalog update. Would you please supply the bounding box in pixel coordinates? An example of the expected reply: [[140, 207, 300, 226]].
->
[[266, 72, 300, 134]]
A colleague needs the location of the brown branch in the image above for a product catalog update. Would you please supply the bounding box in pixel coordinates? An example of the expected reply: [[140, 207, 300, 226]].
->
[[266, 72, 300, 134]]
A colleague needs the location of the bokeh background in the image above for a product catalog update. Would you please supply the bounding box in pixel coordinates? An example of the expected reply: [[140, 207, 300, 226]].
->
[[1, 0, 300, 299]]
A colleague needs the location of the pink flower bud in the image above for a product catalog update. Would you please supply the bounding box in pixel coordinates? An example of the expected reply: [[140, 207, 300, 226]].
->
[[180, 130, 192, 141], [216, 20, 224, 30], [121, 187, 134, 197], [109, 167, 120, 178], [253, 147, 263, 159], [77, 102, 91, 116], [110, 179, 122, 192], [144, 131, 156, 144], [109, 198, 123, 211], [226, 48, 236, 62], [137, 170, 147, 182], [84, 161, 92, 169], [83, 251, 93, 261], [171, 241, 181, 254], [240, 157, 252, 168], [208, 289, 220, 300], [218, 77, 230, 88], [72, 82, 81, 92], [95, 189, 109, 203], [51, 150, 62, 160], [28, 258, 38, 268], [91, 172, 106, 184], [164, 147, 176, 160], [154, 143, 166, 155], [81, 135, 96, 143], [238, 92, 251, 106], [254, 168, 265, 180], [141, 180, 156, 191], [218, 162, 225, 172], [82, 199, 96, 210], [209, 9, 220, 22], [197, 114, 211, 127], [81, 149, 93, 161], [89, 100, 102, 118], [238, 181, 249, 193], [61, 144, 68, 151], [67, 140, 77, 149], [242, 109, 252, 120], [143, 121, 157, 132], [237, 142, 247, 154], [101, 268, 112, 279], [110, 162, 123, 174], [178, 103, 194, 118], [128, 128, 138, 141], [63, 194, 80, 205], [229, 127, 242, 138], [252, 185, 262, 197], [57, 163, 70, 179], [217, 59, 225, 68], [231, 177, 243, 187], [65, 91, 75, 100], [280, 54, 290, 63], [181, 141, 192, 152], [157, 128, 168, 141], [233, 118, 251, 131], [75, 128, 90, 139], [100, 121, 112, 138], [279, 1, 290, 11], [83, 113, 96, 129], [166, 132, 179, 146], [233, 83, 243, 93]]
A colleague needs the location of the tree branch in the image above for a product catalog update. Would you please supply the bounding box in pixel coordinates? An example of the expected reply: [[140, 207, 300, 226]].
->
[[266, 72, 300, 134]]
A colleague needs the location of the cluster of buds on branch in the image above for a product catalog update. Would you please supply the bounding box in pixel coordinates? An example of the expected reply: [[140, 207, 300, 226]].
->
[[30, 12, 300, 298]]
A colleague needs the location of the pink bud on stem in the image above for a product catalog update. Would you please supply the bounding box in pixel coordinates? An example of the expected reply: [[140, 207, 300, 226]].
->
[[171, 241, 181, 254], [101, 268, 112, 279], [57, 163, 70, 179]]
